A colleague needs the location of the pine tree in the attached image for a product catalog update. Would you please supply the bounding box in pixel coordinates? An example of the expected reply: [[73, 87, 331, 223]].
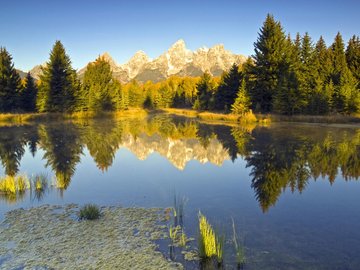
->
[[81, 56, 115, 112], [37, 41, 78, 112], [0, 47, 22, 112], [346, 35, 360, 83], [215, 64, 242, 111], [195, 72, 214, 110], [314, 36, 332, 82], [127, 80, 144, 107], [231, 79, 251, 115], [21, 73, 38, 112], [251, 14, 288, 112], [331, 32, 348, 85]]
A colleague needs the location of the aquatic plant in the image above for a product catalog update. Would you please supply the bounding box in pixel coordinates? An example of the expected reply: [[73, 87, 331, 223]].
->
[[0, 175, 30, 194], [169, 225, 179, 242], [198, 212, 217, 259], [179, 229, 188, 247], [232, 218, 245, 268], [79, 204, 101, 220], [216, 233, 225, 266], [173, 194, 187, 226], [31, 173, 49, 201], [32, 173, 48, 191]]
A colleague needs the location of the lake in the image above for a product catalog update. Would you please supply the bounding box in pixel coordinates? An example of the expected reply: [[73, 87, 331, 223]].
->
[[0, 114, 359, 269]]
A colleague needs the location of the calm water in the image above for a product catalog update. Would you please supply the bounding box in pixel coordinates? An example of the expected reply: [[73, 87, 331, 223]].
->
[[0, 115, 360, 269]]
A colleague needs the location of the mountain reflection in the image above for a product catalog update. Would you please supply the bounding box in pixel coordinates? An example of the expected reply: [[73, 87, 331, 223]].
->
[[0, 117, 359, 211]]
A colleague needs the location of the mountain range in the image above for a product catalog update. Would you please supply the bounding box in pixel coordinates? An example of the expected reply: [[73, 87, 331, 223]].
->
[[20, 39, 247, 83]]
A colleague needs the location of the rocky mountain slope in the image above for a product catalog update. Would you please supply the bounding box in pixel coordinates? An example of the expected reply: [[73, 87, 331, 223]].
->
[[79, 39, 246, 83], [20, 39, 247, 83]]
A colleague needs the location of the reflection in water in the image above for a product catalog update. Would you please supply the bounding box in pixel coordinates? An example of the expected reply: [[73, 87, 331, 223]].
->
[[0, 117, 359, 211]]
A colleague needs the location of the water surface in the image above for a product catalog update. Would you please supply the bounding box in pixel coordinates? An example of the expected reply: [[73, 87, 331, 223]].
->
[[0, 115, 359, 269]]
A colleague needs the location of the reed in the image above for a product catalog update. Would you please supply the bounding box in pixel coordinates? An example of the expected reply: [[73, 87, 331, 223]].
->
[[232, 218, 245, 268], [179, 229, 188, 247], [173, 194, 187, 226], [198, 212, 222, 260], [0, 175, 30, 194], [169, 225, 179, 243]]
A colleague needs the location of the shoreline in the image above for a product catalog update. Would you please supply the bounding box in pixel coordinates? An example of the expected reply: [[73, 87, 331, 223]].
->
[[0, 108, 359, 126]]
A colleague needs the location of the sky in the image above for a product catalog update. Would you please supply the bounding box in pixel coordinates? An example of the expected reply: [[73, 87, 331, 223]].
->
[[1, 0, 359, 71]]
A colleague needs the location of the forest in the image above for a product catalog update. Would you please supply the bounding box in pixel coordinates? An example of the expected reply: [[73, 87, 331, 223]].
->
[[0, 14, 359, 116]]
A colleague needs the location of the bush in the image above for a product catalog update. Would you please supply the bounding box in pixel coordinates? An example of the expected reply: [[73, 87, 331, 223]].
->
[[79, 204, 101, 220]]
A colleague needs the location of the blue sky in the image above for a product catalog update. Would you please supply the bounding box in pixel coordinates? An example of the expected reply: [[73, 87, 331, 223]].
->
[[1, 0, 359, 71]]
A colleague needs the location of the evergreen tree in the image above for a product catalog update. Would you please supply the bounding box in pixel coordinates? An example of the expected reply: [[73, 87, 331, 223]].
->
[[194, 72, 214, 110], [251, 14, 288, 112], [111, 79, 125, 111], [0, 47, 22, 112], [37, 41, 78, 112], [231, 79, 251, 115], [299, 32, 316, 113], [81, 56, 116, 112], [21, 73, 37, 112], [331, 32, 348, 85], [314, 36, 332, 82], [273, 33, 306, 114], [215, 64, 242, 111], [346, 35, 360, 83], [127, 80, 144, 107]]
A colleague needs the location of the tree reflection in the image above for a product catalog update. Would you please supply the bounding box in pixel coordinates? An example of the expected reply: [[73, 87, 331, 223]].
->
[[0, 126, 33, 176], [38, 123, 83, 189], [245, 127, 360, 212], [0, 117, 359, 209]]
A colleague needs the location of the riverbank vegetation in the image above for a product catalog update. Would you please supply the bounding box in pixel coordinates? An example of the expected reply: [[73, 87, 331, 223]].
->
[[0, 15, 358, 123]]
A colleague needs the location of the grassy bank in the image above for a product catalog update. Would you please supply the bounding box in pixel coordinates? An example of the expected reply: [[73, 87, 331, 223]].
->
[[1, 109, 359, 126], [0, 108, 148, 125], [267, 113, 360, 124], [162, 108, 270, 124]]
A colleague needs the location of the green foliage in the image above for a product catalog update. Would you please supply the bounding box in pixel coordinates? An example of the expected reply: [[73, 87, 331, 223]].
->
[[195, 72, 215, 111], [231, 79, 251, 115], [251, 14, 288, 112], [346, 35, 360, 83], [81, 56, 117, 112], [216, 64, 242, 111], [79, 204, 101, 220], [1, 21, 359, 116], [37, 41, 78, 112], [21, 73, 37, 112], [0, 47, 22, 112]]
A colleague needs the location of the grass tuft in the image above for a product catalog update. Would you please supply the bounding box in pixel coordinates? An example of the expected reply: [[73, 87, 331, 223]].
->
[[79, 204, 101, 220], [198, 212, 216, 258], [0, 175, 30, 194]]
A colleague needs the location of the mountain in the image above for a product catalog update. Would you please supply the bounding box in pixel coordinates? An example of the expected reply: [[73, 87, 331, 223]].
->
[[16, 69, 28, 79], [19, 40, 247, 83], [79, 39, 247, 83], [29, 65, 44, 80]]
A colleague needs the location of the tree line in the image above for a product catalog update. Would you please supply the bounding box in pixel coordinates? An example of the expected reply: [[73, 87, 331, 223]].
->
[[0, 14, 359, 115]]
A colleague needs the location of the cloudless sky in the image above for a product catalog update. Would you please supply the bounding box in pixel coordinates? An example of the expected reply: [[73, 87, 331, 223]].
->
[[1, 0, 359, 71]]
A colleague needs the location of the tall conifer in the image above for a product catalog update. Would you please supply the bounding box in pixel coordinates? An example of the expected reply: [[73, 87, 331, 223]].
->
[[37, 41, 78, 112]]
